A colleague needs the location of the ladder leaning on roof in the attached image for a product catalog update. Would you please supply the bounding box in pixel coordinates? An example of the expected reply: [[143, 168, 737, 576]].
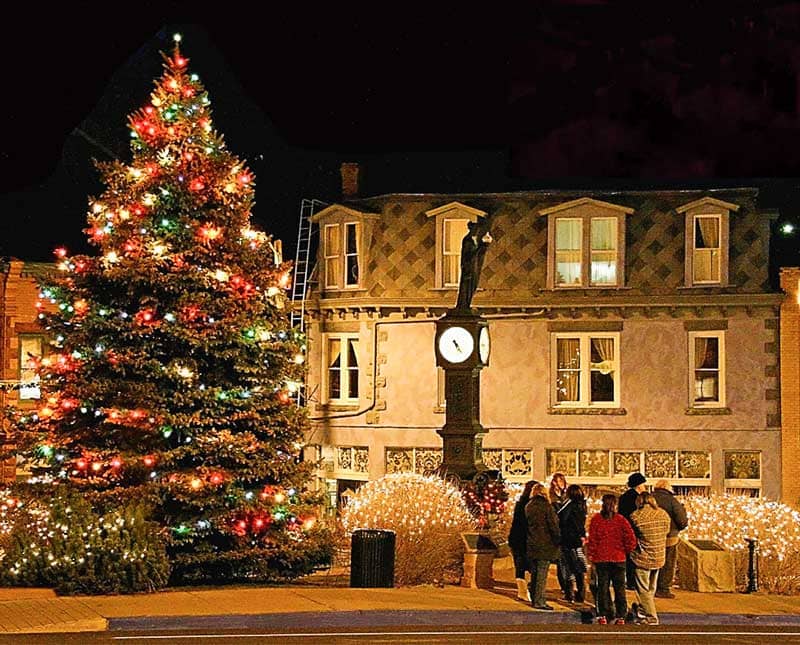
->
[[290, 198, 327, 332]]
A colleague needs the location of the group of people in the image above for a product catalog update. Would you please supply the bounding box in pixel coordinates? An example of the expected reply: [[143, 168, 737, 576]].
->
[[508, 472, 688, 626]]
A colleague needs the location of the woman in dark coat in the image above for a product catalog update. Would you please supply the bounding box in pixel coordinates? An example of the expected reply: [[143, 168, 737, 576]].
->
[[525, 483, 561, 611], [508, 480, 536, 601], [557, 484, 588, 602]]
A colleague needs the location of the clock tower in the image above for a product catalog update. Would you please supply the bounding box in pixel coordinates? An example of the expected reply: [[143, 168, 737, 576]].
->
[[435, 310, 491, 480]]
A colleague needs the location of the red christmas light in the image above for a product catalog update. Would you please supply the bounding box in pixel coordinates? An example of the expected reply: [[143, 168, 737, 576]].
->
[[175, 56, 186, 68], [210, 473, 223, 485], [76, 458, 87, 470], [54, 247, 68, 258], [143, 455, 155, 467], [183, 87, 195, 98], [111, 457, 122, 469], [190, 178, 205, 191], [144, 106, 154, 114]]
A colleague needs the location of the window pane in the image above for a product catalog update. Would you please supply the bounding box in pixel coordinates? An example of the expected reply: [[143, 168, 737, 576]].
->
[[590, 337, 615, 402], [443, 255, 459, 286], [345, 223, 358, 254], [693, 249, 720, 282], [327, 339, 342, 400], [591, 218, 617, 285], [325, 224, 341, 288], [345, 223, 359, 287], [694, 372, 719, 401], [695, 217, 720, 248], [19, 336, 43, 400], [444, 219, 469, 253], [556, 219, 582, 285], [325, 225, 340, 254], [556, 338, 580, 402], [696, 337, 718, 369], [347, 339, 359, 369]]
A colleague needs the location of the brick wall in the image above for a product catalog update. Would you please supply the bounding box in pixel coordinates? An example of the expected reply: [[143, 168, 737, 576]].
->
[[780, 267, 800, 508], [0, 260, 51, 484]]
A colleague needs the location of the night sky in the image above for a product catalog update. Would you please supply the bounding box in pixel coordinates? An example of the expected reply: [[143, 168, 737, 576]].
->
[[2, 4, 799, 282]]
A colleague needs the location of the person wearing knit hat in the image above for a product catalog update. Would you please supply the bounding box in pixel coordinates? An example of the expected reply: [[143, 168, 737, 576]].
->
[[619, 472, 647, 592]]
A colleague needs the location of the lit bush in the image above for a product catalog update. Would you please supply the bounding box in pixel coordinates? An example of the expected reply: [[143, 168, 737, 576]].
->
[[682, 494, 800, 594], [0, 487, 170, 594], [340, 473, 477, 585]]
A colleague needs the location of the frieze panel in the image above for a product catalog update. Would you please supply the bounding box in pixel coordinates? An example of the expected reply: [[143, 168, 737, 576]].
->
[[725, 451, 761, 479], [415, 449, 443, 475], [613, 451, 641, 476], [503, 450, 532, 477], [353, 448, 369, 473], [547, 449, 577, 477], [385, 448, 414, 474], [679, 451, 711, 479], [483, 449, 502, 471], [579, 450, 609, 477], [645, 451, 677, 479]]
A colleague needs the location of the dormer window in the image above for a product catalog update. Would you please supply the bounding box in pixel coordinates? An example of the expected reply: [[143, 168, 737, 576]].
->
[[312, 205, 379, 292], [540, 198, 633, 289], [324, 222, 360, 289], [425, 202, 487, 289], [678, 196, 739, 287]]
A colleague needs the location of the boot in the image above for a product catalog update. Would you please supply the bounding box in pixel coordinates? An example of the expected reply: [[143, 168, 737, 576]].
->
[[574, 573, 585, 603], [516, 578, 531, 602]]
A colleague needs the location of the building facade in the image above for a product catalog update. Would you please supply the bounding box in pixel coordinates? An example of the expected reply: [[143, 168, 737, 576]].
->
[[0, 260, 52, 483], [302, 186, 788, 505]]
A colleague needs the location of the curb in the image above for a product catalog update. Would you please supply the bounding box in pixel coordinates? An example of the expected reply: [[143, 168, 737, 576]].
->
[[6, 617, 108, 634], [109, 610, 800, 631]]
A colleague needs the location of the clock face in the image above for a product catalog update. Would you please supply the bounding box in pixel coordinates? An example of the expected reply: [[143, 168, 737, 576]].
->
[[438, 326, 474, 363], [479, 327, 490, 364]]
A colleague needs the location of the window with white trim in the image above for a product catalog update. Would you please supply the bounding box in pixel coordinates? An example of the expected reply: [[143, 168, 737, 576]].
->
[[553, 215, 620, 287], [325, 334, 359, 404], [693, 215, 721, 284], [19, 335, 44, 400], [323, 222, 360, 289], [443, 218, 469, 287], [689, 330, 725, 407], [552, 332, 619, 407]]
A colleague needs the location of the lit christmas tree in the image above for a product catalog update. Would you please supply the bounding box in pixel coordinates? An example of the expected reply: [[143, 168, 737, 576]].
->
[[10, 35, 331, 584]]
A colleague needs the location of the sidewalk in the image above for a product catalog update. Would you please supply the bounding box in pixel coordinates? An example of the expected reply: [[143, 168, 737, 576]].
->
[[0, 557, 798, 634]]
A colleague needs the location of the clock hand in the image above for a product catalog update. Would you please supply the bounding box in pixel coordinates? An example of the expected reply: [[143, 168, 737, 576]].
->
[[452, 339, 462, 352]]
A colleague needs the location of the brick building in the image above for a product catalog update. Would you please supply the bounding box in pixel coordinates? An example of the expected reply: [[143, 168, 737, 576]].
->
[[0, 260, 52, 483], [301, 180, 795, 506]]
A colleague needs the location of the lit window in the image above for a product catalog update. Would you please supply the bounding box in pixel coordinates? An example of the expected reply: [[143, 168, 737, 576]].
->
[[693, 215, 721, 283], [326, 334, 359, 403], [324, 222, 360, 289], [555, 219, 582, 286], [553, 332, 619, 407], [19, 335, 44, 400], [443, 218, 469, 287], [689, 331, 725, 407], [425, 202, 487, 289], [541, 198, 631, 289], [590, 217, 618, 285]]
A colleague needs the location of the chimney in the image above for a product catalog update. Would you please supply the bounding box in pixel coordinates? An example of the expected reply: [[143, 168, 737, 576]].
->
[[340, 162, 360, 198]]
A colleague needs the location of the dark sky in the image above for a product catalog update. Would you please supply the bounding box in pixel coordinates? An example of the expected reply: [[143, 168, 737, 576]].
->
[[2, 4, 800, 277]]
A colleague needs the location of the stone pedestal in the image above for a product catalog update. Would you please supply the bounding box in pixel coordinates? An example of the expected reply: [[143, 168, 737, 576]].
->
[[676, 538, 736, 592], [461, 532, 497, 589]]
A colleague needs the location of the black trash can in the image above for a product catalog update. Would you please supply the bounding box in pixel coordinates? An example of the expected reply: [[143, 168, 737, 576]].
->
[[350, 528, 395, 588]]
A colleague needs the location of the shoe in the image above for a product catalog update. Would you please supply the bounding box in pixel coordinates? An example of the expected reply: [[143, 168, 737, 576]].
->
[[614, 618, 625, 625], [597, 616, 608, 625], [634, 616, 659, 626], [655, 591, 675, 599], [533, 604, 554, 611]]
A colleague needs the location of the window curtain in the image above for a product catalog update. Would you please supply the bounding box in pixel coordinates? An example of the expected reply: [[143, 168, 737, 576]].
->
[[694, 337, 709, 369], [347, 339, 359, 399], [556, 219, 582, 285], [557, 338, 580, 401], [590, 338, 615, 374], [327, 338, 342, 399], [694, 218, 720, 282], [590, 218, 617, 285], [696, 218, 719, 248]]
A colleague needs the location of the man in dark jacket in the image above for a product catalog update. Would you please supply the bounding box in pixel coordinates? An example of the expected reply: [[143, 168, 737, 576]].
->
[[525, 483, 561, 611], [619, 472, 646, 590], [652, 479, 688, 598]]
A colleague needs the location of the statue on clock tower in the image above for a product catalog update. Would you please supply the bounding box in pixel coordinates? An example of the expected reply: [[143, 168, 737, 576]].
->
[[436, 217, 494, 481]]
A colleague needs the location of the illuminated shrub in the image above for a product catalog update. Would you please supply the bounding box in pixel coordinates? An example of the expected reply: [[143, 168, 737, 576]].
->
[[340, 473, 477, 585]]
